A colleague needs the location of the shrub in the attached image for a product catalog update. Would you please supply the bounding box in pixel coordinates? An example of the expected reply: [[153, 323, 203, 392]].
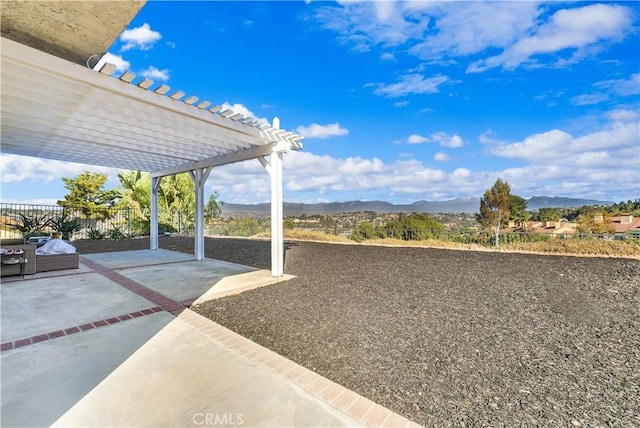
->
[[108, 226, 126, 240], [87, 228, 105, 240], [5, 213, 50, 239], [49, 213, 82, 240]]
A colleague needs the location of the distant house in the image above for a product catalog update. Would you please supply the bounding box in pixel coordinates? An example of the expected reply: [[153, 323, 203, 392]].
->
[[504, 220, 576, 236], [528, 220, 576, 236], [612, 214, 640, 239]]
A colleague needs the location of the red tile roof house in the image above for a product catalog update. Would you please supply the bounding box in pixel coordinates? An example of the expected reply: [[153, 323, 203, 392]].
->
[[612, 214, 640, 239], [505, 220, 577, 237]]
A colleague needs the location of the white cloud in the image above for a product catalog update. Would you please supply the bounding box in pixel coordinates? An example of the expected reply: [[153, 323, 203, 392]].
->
[[607, 109, 638, 123], [93, 52, 130, 72], [372, 74, 449, 97], [410, 2, 540, 59], [315, 2, 634, 73], [1, 198, 60, 206], [0, 155, 120, 184], [140, 66, 170, 82], [380, 52, 395, 61], [407, 134, 428, 144], [595, 73, 640, 96], [571, 93, 608, 106], [570, 73, 639, 107], [393, 101, 409, 108], [468, 4, 634, 72], [489, 129, 573, 160], [430, 132, 465, 148], [408, 132, 465, 148], [220, 102, 269, 125], [120, 23, 162, 51], [316, 0, 424, 51], [295, 123, 348, 139], [434, 152, 449, 162], [489, 113, 639, 163]]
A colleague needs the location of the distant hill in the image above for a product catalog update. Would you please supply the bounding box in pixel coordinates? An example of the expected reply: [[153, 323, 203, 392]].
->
[[221, 196, 612, 217], [526, 196, 613, 210]]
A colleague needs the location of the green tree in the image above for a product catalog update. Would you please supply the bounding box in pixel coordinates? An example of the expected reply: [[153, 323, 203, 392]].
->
[[204, 191, 224, 223], [576, 211, 615, 234], [364, 213, 444, 241], [509, 195, 529, 222], [118, 170, 150, 214], [117, 170, 152, 235], [535, 207, 560, 221], [58, 171, 120, 219], [118, 170, 225, 235], [350, 221, 377, 242], [476, 178, 511, 246]]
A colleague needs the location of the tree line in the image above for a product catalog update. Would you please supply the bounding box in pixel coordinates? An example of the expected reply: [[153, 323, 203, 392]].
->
[[56, 171, 223, 235]]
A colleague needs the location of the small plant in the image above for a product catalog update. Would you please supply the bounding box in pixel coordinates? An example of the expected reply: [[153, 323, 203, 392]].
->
[[49, 213, 82, 240], [108, 226, 126, 240], [87, 228, 105, 240], [4, 213, 50, 239]]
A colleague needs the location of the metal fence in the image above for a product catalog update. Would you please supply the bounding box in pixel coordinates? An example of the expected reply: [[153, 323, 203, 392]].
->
[[0, 203, 263, 241], [0, 203, 147, 240], [342, 225, 639, 246], [436, 230, 630, 246]]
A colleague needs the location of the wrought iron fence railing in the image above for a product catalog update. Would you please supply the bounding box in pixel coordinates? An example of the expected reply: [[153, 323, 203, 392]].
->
[[0, 203, 199, 240]]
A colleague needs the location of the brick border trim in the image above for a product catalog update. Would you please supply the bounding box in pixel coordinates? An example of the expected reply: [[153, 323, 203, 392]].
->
[[174, 308, 422, 428], [80, 256, 186, 315], [2, 256, 192, 353], [1, 306, 163, 352]]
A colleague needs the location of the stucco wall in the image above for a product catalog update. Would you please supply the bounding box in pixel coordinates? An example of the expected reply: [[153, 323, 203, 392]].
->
[[1, 1, 145, 66]]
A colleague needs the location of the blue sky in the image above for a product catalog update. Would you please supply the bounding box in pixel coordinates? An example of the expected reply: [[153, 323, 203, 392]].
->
[[2, 1, 639, 206]]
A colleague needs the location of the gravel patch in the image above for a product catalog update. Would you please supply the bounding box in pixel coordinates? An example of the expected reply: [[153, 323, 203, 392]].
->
[[76, 237, 640, 426]]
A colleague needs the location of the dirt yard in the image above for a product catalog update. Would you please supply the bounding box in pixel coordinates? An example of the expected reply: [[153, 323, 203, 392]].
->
[[75, 237, 640, 427]]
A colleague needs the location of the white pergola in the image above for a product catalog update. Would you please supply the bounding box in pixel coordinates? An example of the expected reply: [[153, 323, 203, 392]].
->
[[0, 37, 303, 277]]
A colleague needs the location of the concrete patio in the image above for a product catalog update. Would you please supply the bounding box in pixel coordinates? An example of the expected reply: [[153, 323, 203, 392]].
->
[[1, 250, 417, 427]]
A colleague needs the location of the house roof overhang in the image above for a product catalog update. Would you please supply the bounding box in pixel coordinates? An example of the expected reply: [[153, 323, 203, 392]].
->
[[0, 0, 145, 67], [0, 37, 303, 177]]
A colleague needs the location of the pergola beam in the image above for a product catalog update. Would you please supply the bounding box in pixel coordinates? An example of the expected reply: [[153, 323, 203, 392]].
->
[[152, 141, 280, 178]]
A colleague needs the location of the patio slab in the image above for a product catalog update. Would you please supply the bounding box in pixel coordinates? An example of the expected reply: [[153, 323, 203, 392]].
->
[[47, 313, 359, 428], [1, 272, 153, 343], [82, 248, 194, 269], [2, 312, 173, 427], [1, 249, 413, 427], [117, 259, 258, 302]]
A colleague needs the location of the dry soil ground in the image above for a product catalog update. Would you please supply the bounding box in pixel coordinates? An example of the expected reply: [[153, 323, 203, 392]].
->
[[75, 237, 640, 427]]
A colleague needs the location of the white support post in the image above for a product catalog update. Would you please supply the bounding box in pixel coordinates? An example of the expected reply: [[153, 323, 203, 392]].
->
[[190, 167, 212, 260], [150, 176, 162, 250], [264, 117, 284, 277], [270, 150, 284, 277]]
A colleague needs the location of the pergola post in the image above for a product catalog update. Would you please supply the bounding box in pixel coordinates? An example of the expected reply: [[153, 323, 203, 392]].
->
[[270, 150, 284, 277], [189, 167, 213, 261], [258, 117, 285, 277], [150, 176, 162, 250]]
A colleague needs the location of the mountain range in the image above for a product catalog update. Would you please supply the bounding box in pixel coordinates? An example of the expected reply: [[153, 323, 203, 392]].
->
[[221, 196, 613, 217]]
